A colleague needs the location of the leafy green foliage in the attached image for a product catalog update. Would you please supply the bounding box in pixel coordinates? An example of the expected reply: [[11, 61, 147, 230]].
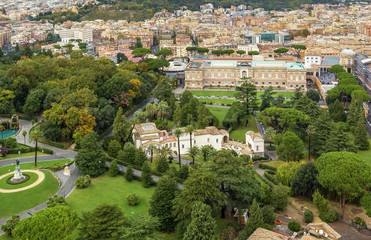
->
[[319, 209, 340, 223], [141, 162, 154, 188], [271, 184, 289, 210], [262, 205, 276, 225], [13, 206, 78, 240], [127, 193, 139, 206], [119, 215, 160, 240], [275, 162, 302, 186], [243, 199, 265, 237], [125, 166, 134, 182], [109, 159, 120, 177], [276, 131, 304, 162], [74, 175, 92, 189], [47, 195, 67, 208], [1, 215, 20, 236], [288, 221, 301, 232], [79, 204, 125, 240], [312, 190, 330, 213], [304, 209, 314, 223], [183, 202, 218, 240], [149, 176, 177, 232], [108, 140, 122, 158], [291, 163, 320, 197]]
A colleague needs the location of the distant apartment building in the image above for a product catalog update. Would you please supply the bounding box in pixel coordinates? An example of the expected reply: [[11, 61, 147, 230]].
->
[[54, 28, 93, 43], [354, 53, 371, 94], [246, 32, 290, 44], [0, 30, 11, 48], [184, 59, 306, 91]]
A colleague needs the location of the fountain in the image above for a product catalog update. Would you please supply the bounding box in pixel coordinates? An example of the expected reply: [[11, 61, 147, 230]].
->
[[11, 158, 26, 184]]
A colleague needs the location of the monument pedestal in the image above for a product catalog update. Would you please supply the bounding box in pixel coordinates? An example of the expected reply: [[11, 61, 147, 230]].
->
[[11, 165, 25, 184]]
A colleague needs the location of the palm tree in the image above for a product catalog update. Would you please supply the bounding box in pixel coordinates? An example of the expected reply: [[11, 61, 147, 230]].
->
[[147, 143, 157, 163], [156, 101, 170, 120], [22, 130, 27, 145], [0, 125, 4, 141], [173, 128, 183, 167], [145, 103, 158, 120], [29, 130, 40, 167], [188, 146, 200, 164], [201, 145, 212, 162], [306, 125, 315, 161], [186, 124, 195, 149], [264, 127, 275, 147], [156, 145, 171, 159]]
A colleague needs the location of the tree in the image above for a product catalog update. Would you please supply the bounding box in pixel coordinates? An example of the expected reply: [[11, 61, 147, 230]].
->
[[306, 89, 320, 102], [200, 145, 213, 161], [13, 206, 78, 240], [224, 49, 235, 56], [186, 124, 195, 149], [291, 162, 320, 197], [173, 167, 226, 224], [312, 190, 330, 213], [75, 131, 106, 177], [134, 148, 147, 167], [79, 204, 125, 240], [119, 215, 160, 240], [236, 50, 246, 56], [243, 199, 264, 237], [47, 195, 67, 208], [311, 112, 333, 157], [112, 108, 131, 145], [264, 127, 275, 147], [329, 99, 346, 122], [248, 51, 259, 55], [274, 48, 288, 56], [291, 45, 306, 58], [109, 160, 120, 177], [262, 205, 276, 225], [260, 87, 274, 111], [183, 202, 218, 240], [29, 129, 40, 167], [142, 162, 154, 188], [116, 53, 128, 63], [276, 131, 304, 162], [1, 215, 20, 236], [22, 130, 27, 145], [132, 48, 151, 60], [315, 152, 371, 218], [173, 128, 183, 167], [271, 184, 290, 210], [155, 48, 173, 59], [149, 176, 178, 232], [23, 89, 46, 115], [108, 140, 121, 158], [156, 156, 170, 173], [328, 64, 345, 74], [188, 146, 200, 164], [125, 167, 134, 182], [275, 162, 302, 186], [235, 78, 258, 116], [354, 117, 370, 150], [147, 143, 157, 163]]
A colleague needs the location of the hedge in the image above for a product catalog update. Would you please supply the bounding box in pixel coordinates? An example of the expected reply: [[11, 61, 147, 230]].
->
[[266, 169, 276, 175], [254, 171, 274, 188], [252, 156, 269, 161], [6, 144, 54, 155], [264, 172, 278, 185], [258, 163, 277, 172]]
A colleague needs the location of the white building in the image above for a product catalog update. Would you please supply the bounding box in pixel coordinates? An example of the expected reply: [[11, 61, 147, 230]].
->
[[304, 55, 322, 69], [132, 123, 264, 158], [55, 28, 93, 43]]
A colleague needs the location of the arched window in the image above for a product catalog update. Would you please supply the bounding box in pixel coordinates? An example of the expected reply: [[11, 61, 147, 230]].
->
[[242, 71, 247, 78]]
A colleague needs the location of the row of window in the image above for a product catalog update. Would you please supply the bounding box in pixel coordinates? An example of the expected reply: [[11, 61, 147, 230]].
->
[[162, 138, 220, 149]]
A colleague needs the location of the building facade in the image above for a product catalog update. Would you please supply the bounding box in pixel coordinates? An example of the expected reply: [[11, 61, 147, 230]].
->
[[184, 59, 307, 91]]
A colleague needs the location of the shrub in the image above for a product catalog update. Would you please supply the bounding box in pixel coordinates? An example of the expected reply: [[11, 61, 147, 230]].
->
[[264, 172, 278, 185], [109, 160, 120, 177], [288, 221, 301, 232], [4, 137, 18, 148], [125, 167, 134, 182], [266, 170, 276, 175], [304, 209, 314, 223], [271, 185, 290, 210], [74, 175, 91, 189], [47, 195, 67, 208], [353, 217, 367, 228], [156, 157, 169, 173], [366, 209, 371, 218], [313, 190, 330, 213], [266, 145, 276, 151], [127, 193, 139, 206], [102, 136, 114, 151], [262, 205, 276, 224], [258, 163, 277, 171], [107, 140, 121, 158], [177, 165, 189, 181], [142, 162, 154, 188], [1, 215, 20, 235], [319, 209, 340, 223]]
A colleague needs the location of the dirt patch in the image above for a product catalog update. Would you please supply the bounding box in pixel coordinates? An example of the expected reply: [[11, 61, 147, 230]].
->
[[351, 208, 364, 215]]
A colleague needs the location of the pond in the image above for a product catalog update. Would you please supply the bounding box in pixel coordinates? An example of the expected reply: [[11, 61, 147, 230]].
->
[[0, 129, 18, 139]]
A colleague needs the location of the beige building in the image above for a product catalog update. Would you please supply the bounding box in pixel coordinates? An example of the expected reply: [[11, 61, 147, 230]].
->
[[185, 59, 307, 91]]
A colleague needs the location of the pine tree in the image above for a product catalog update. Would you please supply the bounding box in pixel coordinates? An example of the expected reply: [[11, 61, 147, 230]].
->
[[329, 99, 347, 122], [125, 167, 134, 182], [149, 176, 178, 232], [183, 202, 218, 240], [109, 160, 120, 177], [134, 148, 148, 167], [141, 162, 154, 188], [244, 199, 264, 237], [354, 117, 370, 150], [156, 157, 169, 173], [196, 104, 210, 129], [311, 112, 333, 157], [326, 124, 355, 153]]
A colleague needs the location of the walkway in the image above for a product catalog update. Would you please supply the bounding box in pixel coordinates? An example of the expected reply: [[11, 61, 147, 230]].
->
[[0, 170, 45, 193]]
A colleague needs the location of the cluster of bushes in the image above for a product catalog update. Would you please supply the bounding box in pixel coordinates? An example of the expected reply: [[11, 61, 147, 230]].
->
[[361, 193, 371, 217], [0, 138, 54, 155], [353, 217, 367, 228], [253, 156, 269, 161], [264, 171, 278, 185], [313, 190, 340, 223], [288, 221, 301, 232], [74, 175, 91, 189], [127, 193, 139, 206], [222, 102, 244, 130], [258, 163, 277, 172]]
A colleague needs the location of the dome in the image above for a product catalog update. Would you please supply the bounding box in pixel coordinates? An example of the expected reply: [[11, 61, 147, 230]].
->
[[341, 48, 356, 55]]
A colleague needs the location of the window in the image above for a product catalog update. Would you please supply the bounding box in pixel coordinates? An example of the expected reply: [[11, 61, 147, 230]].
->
[[269, 54, 273, 58], [216, 139, 218, 143], [296, 76, 299, 81], [225, 81, 228, 84], [282, 82, 286, 85], [182, 144, 184, 149], [197, 83, 200, 86], [242, 71, 247, 78], [205, 81, 208, 84], [255, 73, 258, 77], [194, 140, 196, 144], [262, 82, 265, 85], [207, 138, 210, 143], [187, 83, 190, 85], [212, 81, 215, 84], [224, 73, 228, 77], [256, 146, 259, 151], [268, 82, 272, 85], [211, 73, 214, 77], [268, 73, 272, 78], [290, 75, 293, 80], [255, 82, 258, 85], [275, 73, 278, 78], [290, 85, 293, 87], [301, 76, 304, 80], [296, 84, 299, 87], [218, 81, 221, 84], [174, 143, 176, 147], [262, 74, 265, 78], [237, 82, 241, 85], [218, 73, 221, 77], [276, 82, 279, 85], [231, 81, 234, 84], [301, 84, 305, 88]]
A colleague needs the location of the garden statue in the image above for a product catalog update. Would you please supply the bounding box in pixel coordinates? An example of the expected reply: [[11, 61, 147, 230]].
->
[[63, 165, 70, 176], [11, 158, 25, 183]]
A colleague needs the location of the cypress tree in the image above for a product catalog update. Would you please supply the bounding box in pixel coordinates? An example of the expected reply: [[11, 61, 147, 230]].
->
[[354, 117, 370, 150], [183, 202, 218, 240], [141, 162, 154, 188], [134, 148, 148, 168], [125, 167, 134, 182], [156, 157, 169, 173], [149, 176, 178, 232], [244, 199, 264, 237], [329, 99, 346, 122], [109, 160, 120, 177]]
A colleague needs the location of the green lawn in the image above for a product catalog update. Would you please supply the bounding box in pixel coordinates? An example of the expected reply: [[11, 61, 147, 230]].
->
[[206, 106, 229, 128], [0, 151, 47, 160], [230, 116, 258, 142], [347, 134, 371, 165], [199, 98, 236, 105], [0, 170, 59, 218], [0, 159, 72, 175], [0, 172, 39, 189], [265, 160, 285, 169], [66, 173, 155, 217]]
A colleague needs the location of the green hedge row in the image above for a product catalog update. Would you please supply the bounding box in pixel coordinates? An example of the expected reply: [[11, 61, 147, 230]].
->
[[258, 163, 277, 172], [6, 144, 54, 155], [38, 138, 67, 149], [254, 171, 274, 188], [264, 172, 278, 185]]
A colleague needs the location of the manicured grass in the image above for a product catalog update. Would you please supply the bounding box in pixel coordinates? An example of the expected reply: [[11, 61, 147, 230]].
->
[[199, 98, 236, 105], [0, 159, 72, 175], [0, 172, 39, 190], [66, 173, 155, 217], [355, 139, 371, 165], [0, 170, 59, 218], [265, 160, 285, 169], [0, 151, 47, 160], [206, 106, 229, 128], [230, 116, 258, 142], [189, 90, 237, 97]]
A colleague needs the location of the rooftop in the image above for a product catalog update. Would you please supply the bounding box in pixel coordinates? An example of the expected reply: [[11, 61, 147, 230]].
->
[[322, 56, 340, 65], [203, 60, 238, 67]]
